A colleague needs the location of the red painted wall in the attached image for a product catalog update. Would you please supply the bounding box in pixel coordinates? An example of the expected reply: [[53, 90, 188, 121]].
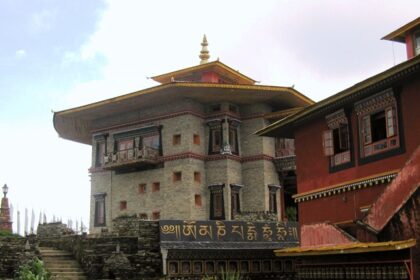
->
[[405, 32, 414, 59], [294, 77, 420, 225], [201, 72, 220, 83]]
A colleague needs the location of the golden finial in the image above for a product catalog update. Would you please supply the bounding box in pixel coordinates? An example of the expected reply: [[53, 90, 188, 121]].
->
[[199, 34, 210, 64]]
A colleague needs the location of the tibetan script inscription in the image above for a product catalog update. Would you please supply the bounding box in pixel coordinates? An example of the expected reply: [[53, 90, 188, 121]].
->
[[159, 220, 299, 243]]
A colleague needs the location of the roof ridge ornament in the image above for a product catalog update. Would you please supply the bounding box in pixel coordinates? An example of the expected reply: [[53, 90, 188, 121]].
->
[[199, 34, 210, 64]]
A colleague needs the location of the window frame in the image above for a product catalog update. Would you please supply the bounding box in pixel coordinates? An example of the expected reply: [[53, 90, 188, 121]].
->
[[93, 193, 106, 227], [209, 184, 225, 220], [356, 88, 405, 165], [230, 184, 242, 219], [322, 109, 354, 172]]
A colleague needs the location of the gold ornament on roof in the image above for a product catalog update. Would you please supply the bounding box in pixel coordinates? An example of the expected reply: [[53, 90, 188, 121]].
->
[[199, 34, 210, 64]]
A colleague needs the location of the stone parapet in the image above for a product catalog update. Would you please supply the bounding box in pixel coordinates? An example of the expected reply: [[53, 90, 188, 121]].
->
[[0, 236, 38, 278]]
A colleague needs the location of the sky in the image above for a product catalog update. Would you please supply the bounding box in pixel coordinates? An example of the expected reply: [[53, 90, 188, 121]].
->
[[0, 0, 419, 234]]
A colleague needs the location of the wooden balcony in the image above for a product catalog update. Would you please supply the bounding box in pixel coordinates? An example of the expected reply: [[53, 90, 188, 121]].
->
[[102, 146, 160, 171], [274, 155, 296, 172]]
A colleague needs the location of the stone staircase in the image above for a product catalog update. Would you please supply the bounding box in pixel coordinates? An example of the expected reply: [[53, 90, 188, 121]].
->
[[39, 247, 87, 280]]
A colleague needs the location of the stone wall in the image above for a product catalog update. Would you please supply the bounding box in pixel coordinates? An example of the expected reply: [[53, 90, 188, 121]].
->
[[233, 211, 278, 222], [38, 219, 162, 280], [0, 236, 38, 278], [89, 101, 282, 233]]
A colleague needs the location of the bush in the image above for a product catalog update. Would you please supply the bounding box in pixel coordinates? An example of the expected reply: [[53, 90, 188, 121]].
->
[[15, 258, 50, 280], [202, 269, 242, 280], [0, 230, 20, 237]]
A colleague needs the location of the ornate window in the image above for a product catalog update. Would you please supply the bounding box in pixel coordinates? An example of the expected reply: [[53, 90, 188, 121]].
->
[[229, 120, 240, 155], [111, 126, 161, 164], [355, 89, 400, 158], [93, 193, 106, 227], [230, 184, 242, 219], [322, 109, 351, 167], [275, 138, 295, 157], [95, 141, 106, 167], [94, 134, 107, 167], [142, 133, 160, 150], [209, 184, 225, 220], [268, 185, 280, 213], [116, 138, 134, 161], [208, 120, 223, 154]]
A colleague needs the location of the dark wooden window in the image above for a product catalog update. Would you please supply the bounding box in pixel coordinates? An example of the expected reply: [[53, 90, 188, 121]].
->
[[210, 104, 221, 112], [95, 141, 106, 167], [230, 184, 241, 219], [275, 138, 295, 157], [268, 185, 278, 213], [323, 109, 351, 168], [356, 90, 400, 159], [116, 138, 134, 161], [229, 104, 238, 113], [152, 182, 160, 192], [211, 129, 222, 153], [94, 193, 106, 227], [209, 184, 225, 220], [173, 172, 182, 182], [229, 128, 239, 155], [323, 124, 350, 156], [119, 200, 127, 210], [269, 193, 277, 213], [142, 134, 160, 149], [138, 183, 146, 194], [173, 134, 181, 145]]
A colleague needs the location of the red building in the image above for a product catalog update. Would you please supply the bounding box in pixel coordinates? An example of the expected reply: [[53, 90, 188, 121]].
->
[[259, 18, 420, 279]]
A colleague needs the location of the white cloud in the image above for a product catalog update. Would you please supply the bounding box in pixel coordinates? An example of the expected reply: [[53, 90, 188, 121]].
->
[[30, 9, 56, 33], [58, 0, 419, 107], [15, 49, 26, 59]]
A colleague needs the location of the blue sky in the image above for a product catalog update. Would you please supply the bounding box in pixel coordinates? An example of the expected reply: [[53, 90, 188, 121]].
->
[[0, 0, 419, 233]]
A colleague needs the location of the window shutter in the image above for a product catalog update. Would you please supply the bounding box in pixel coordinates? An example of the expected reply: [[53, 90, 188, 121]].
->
[[386, 107, 397, 137], [322, 130, 334, 156], [339, 124, 349, 150], [362, 115, 372, 144]]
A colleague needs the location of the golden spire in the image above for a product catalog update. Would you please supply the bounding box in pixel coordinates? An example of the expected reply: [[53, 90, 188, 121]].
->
[[199, 34, 210, 64]]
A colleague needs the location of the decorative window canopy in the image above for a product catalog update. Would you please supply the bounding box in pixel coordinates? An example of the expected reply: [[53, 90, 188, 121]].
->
[[325, 109, 348, 129], [355, 89, 396, 116]]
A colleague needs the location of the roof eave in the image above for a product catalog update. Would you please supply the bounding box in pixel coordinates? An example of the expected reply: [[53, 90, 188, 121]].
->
[[257, 55, 420, 137], [382, 17, 420, 43], [151, 60, 256, 84]]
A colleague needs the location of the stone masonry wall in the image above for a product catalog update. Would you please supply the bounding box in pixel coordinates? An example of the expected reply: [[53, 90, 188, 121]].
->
[[90, 101, 281, 232], [38, 219, 162, 280], [0, 236, 38, 278]]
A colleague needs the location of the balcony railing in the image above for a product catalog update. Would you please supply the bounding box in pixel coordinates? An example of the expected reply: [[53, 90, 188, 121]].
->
[[274, 155, 296, 172], [102, 146, 160, 170]]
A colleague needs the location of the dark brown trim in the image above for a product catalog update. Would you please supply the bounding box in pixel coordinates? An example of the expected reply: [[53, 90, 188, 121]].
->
[[329, 107, 355, 173], [92, 110, 268, 136]]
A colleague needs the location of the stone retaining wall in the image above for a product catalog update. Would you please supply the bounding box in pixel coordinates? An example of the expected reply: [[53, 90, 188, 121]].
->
[[0, 236, 38, 278], [37, 218, 162, 280]]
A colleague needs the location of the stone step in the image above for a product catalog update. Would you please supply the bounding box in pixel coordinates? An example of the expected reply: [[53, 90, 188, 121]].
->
[[39, 247, 87, 280], [48, 267, 84, 273]]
